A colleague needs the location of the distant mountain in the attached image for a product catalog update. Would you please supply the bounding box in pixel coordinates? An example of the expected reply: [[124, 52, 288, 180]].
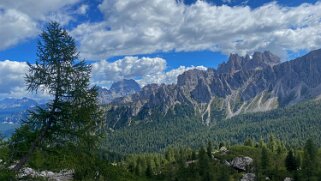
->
[[106, 49, 321, 129], [0, 97, 38, 124], [97, 79, 141, 104]]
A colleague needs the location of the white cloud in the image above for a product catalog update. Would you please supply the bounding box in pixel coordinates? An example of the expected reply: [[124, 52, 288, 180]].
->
[[0, 0, 80, 50], [0, 60, 50, 100], [91, 56, 207, 87], [91, 56, 166, 87], [0, 9, 38, 51], [0, 58, 206, 99], [138, 65, 207, 86], [71, 0, 321, 60], [0, 0, 79, 21], [0, 60, 28, 98], [77, 4, 89, 15]]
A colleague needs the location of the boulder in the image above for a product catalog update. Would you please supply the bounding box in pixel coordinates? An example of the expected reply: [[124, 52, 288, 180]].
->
[[220, 146, 228, 153], [241, 173, 255, 181], [231, 156, 253, 171], [17, 167, 73, 181], [284, 177, 293, 181], [224, 160, 231, 166]]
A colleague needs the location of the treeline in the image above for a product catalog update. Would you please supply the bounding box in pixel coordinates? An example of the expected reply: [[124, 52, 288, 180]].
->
[[105, 100, 321, 154], [118, 137, 321, 181]]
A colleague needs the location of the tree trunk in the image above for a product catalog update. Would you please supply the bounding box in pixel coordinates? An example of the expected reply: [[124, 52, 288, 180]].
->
[[13, 120, 52, 172]]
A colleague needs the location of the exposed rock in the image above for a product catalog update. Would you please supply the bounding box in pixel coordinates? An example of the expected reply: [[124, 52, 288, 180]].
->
[[284, 177, 293, 181], [231, 156, 253, 171], [97, 79, 141, 104], [217, 51, 280, 74], [105, 49, 321, 129], [240, 173, 255, 181], [110, 79, 141, 94], [18, 167, 73, 181], [224, 160, 231, 166], [219, 146, 229, 153]]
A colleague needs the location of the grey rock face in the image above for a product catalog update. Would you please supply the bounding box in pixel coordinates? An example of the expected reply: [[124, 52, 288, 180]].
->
[[217, 51, 280, 74], [241, 173, 256, 181], [284, 177, 293, 181], [105, 49, 321, 129], [18, 167, 73, 181], [97, 79, 141, 104], [110, 79, 141, 94], [231, 157, 253, 171]]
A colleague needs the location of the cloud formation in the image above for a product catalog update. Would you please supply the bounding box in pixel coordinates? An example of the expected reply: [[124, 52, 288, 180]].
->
[[0, 0, 80, 50], [0, 9, 38, 51], [0, 60, 28, 98], [91, 56, 207, 87], [0, 60, 50, 100], [72, 0, 321, 60]]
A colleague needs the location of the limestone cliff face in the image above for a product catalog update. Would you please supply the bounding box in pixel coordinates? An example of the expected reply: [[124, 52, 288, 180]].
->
[[106, 49, 321, 129], [97, 79, 141, 104]]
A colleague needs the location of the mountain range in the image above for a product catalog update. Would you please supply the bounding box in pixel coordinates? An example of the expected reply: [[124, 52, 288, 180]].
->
[[0, 97, 38, 124], [97, 79, 141, 104], [105, 49, 321, 129]]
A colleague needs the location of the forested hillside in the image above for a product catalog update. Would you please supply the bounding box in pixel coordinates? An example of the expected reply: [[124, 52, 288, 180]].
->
[[105, 100, 321, 154]]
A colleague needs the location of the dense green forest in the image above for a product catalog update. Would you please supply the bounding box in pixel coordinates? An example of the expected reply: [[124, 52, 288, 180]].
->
[[104, 100, 321, 154], [1, 136, 321, 180]]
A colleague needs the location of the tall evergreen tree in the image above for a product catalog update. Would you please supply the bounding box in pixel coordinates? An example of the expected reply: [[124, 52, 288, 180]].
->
[[261, 146, 270, 171], [285, 150, 298, 172], [198, 147, 213, 180], [10, 22, 104, 171], [268, 134, 277, 152], [302, 139, 318, 179]]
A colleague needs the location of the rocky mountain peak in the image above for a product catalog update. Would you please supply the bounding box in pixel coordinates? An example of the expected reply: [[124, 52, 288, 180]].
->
[[110, 79, 141, 93], [218, 51, 280, 74], [105, 48, 321, 129], [252, 51, 280, 65], [97, 79, 141, 104]]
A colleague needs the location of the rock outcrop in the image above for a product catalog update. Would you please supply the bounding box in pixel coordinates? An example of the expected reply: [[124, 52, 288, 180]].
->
[[18, 167, 73, 181], [105, 49, 321, 129], [97, 79, 141, 104], [241, 173, 256, 181], [231, 156, 253, 171]]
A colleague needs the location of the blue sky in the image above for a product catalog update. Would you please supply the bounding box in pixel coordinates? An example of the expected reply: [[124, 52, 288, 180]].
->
[[0, 0, 321, 99]]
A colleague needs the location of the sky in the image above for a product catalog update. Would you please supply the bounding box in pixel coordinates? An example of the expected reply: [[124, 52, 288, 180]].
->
[[0, 0, 321, 100]]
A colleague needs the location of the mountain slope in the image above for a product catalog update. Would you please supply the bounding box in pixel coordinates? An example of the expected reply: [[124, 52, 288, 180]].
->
[[104, 100, 321, 154], [106, 49, 321, 129]]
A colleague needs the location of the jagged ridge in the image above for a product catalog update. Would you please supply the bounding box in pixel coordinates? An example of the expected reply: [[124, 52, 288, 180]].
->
[[105, 49, 321, 129]]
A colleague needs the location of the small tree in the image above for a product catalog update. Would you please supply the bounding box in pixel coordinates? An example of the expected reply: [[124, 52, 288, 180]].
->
[[10, 22, 104, 171], [261, 146, 270, 171], [302, 139, 318, 178], [207, 141, 212, 158], [244, 138, 254, 147], [198, 147, 210, 177], [285, 150, 298, 172]]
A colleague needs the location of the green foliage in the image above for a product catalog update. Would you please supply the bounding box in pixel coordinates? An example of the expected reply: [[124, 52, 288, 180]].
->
[[207, 141, 212, 158], [285, 150, 298, 172], [302, 139, 319, 179], [0, 168, 16, 181], [260, 146, 270, 171], [244, 138, 254, 147], [7, 21, 105, 174], [105, 100, 321, 154]]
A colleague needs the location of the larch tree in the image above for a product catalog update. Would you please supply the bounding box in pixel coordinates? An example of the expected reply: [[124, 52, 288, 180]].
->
[[10, 22, 105, 171]]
